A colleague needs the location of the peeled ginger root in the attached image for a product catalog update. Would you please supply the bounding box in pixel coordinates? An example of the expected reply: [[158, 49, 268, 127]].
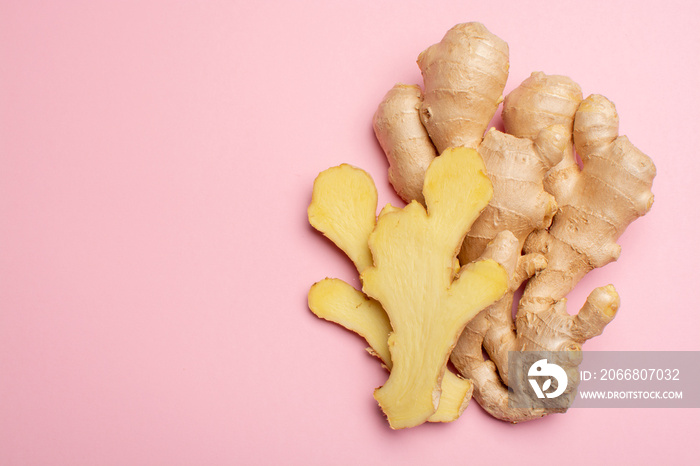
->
[[308, 148, 508, 429], [307, 164, 474, 424], [308, 278, 474, 423], [363, 148, 507, 428]]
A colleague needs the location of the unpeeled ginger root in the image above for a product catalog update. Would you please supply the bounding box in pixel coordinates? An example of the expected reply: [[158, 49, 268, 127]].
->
[[371, 24, 656, 423], [417, 22, 509, 153]]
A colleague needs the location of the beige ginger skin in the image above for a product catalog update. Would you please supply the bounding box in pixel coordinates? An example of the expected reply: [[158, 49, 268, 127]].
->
[[452, 86, 655, 422], [418, 22, 509, 153], [373, 22, 509, 205], [373, 84, 437, 204], [372, 23, 656, 423]]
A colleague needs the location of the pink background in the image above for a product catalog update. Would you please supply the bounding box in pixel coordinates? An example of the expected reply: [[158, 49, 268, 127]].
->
[[2, 1, 698, 464]]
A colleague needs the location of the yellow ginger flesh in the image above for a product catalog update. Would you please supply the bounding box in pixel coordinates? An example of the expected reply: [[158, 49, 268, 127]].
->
[[307, 157, 492, 426], [361, 147, 508, 428], [308, 278, 474, 423]]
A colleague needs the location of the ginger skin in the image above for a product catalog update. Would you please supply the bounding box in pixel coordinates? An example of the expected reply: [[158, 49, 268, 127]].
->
[[417, 22, 509, 153], [503, 71, 584, 206], [513, 89, 656, 311], [452, 82, 656, 423], [373, 84, 437, 205], [373, 22, 509, 204], [459, 125, 567, 265], [374, 34, 656, 423]]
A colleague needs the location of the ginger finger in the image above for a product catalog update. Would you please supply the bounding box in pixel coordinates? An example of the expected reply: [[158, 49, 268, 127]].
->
[[373, 84, 437, 205], [418, 22, 509, 152]]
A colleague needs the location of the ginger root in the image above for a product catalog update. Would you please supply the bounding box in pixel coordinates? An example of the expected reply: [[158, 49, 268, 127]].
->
[[308, 151, 508, 428], [451, 79, 655, 423], [309, 22, 656, 428], [372, 25, 656, 424], [372, 22, 509, 207], [459, 124, 567, 264], [373, 84, 437, 205]]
